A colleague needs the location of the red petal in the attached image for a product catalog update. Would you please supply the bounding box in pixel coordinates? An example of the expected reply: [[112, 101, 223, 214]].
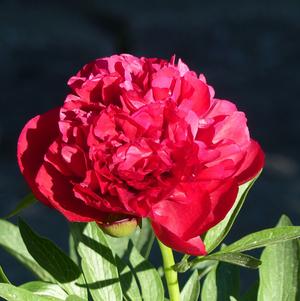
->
[[179, 74, 211, 116], [94, 111, 117, 140], [213, 111, 250, 146], [206, 99, 237, 118], [152, 221, 206, 255], [151, 67, 179, 100], [17, 108, 60, 206], [198, 160, 236, 181], [35, 162, 106, 222], [198, 179, 239, 234], [150, 183, 211, 240], [234, 140, 265, 184]]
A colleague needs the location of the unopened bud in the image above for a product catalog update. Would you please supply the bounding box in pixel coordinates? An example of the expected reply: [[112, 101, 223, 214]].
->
[[97, 214, 140, 237]]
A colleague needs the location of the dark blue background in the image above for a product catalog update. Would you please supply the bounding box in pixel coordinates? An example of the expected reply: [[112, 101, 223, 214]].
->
[[0, 0, 300, 291]]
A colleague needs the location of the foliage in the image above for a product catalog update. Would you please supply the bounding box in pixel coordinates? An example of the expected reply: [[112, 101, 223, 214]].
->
[[1, 175, 300, 300]]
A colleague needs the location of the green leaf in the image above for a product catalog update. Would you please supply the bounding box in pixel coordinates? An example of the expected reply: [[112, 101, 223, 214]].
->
[[107, 218, 155, 260], [0, 219, 53, 281], [70, 222, 123, 301], [172, 258, 190, 273], [201, 262, 240, 301], [115, 256, 142, 301], [65, 296, 86, 301], [258, 215, 300, 301], [123, 241, 164, 301], [20, 281, 68, 299], [69, 233, 79, 266], [191, 252, 261, 269], [131, 219, 155, 258], [193, 261, 216, 281], [181, 270, 200, 301], [0, 266, 11, 284], [106, 235, 131, 260], [220, 226, 300, 254], [0, 283, 63, 301], [204, 174, 260, 253], [174, 251, 260, 273], [19, 219, 87, 299], [208, 252, 261, 269], [4, 193, 36, 219]]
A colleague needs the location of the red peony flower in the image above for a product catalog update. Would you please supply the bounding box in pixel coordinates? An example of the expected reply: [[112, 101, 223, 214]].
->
[[17, 54, 264, 255]]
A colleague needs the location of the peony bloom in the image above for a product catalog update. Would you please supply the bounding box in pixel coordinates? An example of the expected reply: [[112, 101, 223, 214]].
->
[[17, 54, 264, 255]]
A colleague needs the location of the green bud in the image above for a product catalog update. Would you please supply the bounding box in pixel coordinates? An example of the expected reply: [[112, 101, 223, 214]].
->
[[97, 214, 140, 238]]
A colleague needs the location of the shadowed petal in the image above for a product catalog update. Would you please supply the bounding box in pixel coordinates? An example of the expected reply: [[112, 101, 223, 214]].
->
[[150, 183, 210, 240], [36, 162, 106, 222], [17, 108, 60, 206], [152, 221, 206, 256], [234, 140, 265, 184]]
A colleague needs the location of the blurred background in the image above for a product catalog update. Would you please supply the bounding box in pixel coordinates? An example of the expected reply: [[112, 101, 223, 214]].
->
[[0, 0, 300, 291]]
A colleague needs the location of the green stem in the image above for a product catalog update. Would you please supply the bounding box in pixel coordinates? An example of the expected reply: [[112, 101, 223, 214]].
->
[[158, 240, 181, 301]]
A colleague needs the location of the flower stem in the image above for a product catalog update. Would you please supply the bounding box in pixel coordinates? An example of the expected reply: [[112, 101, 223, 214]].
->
[[158, 240, 181, 301]]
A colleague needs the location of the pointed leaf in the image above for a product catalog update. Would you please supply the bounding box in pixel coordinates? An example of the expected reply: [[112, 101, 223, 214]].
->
[[0, 266, 11, 284], [20, 281, 68, 299], [19, 219, 87, 299], [258, 215, 300, 301], [181, 270, 200, 301], [192, 261, 216, 281], [66, 296, 86, 301], [70, 222, 122, 301], [174, 251, 260, 273], [0, 219, 53, 281], [4, 193, 36, 219], [221, 226, 300, 254], [69, 233, 79, 266], [115, 256, 142, 301], [201, 265, 222, 301], [106, 235, 131, 260], [204, 174, 260, 253], [131, 219, 155, 258], [172, 258, 190, 273], [208, 252, 261, 269], [0, 283, 63, 301], [123, 241, 164, 301], [191, 252, 261, 269], [201, 262, 239, 301]]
